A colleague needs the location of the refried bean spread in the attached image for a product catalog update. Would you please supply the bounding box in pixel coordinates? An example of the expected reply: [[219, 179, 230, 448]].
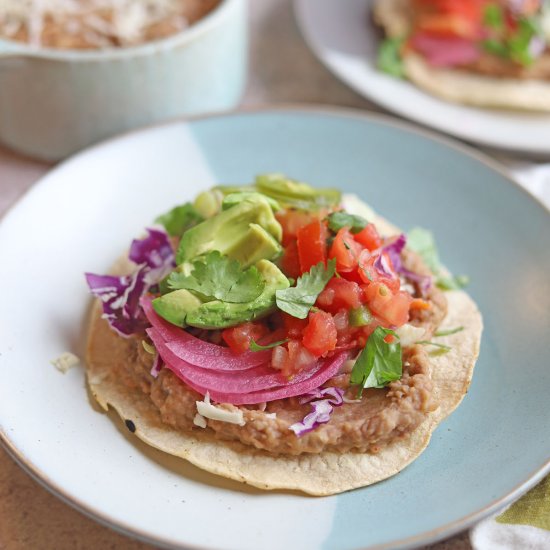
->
[[0, 0, 220, 49], [87, 249, 446, 456]]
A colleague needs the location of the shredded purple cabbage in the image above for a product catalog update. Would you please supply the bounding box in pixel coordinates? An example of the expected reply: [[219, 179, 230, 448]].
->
[[85, 269, 149, 336], [129, 227, 175, 284], [290, 387, 345, 436], [528, 36, 546, 59], [374, 251, 396, 279], [382, 234, 431, 294], [85, 227, 175, 337]]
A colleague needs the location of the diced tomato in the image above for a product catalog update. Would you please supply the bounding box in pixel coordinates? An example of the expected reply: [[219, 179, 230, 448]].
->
[[364, 280, 412, 328], [339, 268, 366, 285], [297, 219, 328, 273], [271, 340, 316, 378], [358, 250, 400, 292], [316, 278, 363, 313], [381, 292, 413, 327], [365, 282, 393, 317], [358, 250, 375, 283], [354, 223, 382, 251], [281, 239, 301, 279], [329, 228, 363, 272], [316, 285, 335, 309], [282, 313, 308, 339], [222, 322, 269, 354], [415, 14, 479, 38], [414, 0, 484, 19], [302, 310, 337, 357], [276, 210, 315, 246], [413, 0, 484, 38]]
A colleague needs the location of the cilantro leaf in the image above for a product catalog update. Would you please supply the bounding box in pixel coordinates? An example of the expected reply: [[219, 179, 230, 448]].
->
[[483, 4, 504, 29], [416, 340, 452, 356], [482, 39, 509, 57], [249, 339, 288, 351], [407, 227, 469, 291], [350, 327, 402, 396], [508, 18, 539, 66], [168, 251, 264, 303], [434, 326, 464, 337], [407, 227, 441, 274], [275, 259, 336, 319], [377, 37, 405, 78], [416, 340, 452, 351], [155, 203, 204, 237], [327, 212, 368, 234], [482, 15, 540, 67]]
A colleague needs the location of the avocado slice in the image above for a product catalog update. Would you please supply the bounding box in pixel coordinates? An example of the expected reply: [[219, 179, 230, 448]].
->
[[153, 260, 290, 330], [176, 195, 282, 266], [226, 223, 281, 267], [222, 192, 280, 212], [193, 189, 223, 218], [152, 289, 203, 327], [254, 174, 341, 209]]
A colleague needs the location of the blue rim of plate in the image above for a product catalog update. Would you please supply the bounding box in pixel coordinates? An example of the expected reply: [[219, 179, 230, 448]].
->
[[0, 105, 548, 550]]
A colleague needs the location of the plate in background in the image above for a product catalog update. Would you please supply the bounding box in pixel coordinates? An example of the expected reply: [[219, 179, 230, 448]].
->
[[0, 108, 549, 549], [295, 0, 550, 156]]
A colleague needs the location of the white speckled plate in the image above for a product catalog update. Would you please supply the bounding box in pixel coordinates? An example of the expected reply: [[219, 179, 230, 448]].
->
[[0, 108, 549, 549], [295, 0, 550, 156]]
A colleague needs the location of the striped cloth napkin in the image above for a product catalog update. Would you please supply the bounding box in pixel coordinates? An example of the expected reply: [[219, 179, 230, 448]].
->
[[470, 160, 549, 550], [471, 475, 550, 549]]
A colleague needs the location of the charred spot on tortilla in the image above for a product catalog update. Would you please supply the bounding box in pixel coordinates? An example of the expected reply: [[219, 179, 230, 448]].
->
[[125, 419, 136, 433], [84, 179, 482, 495]]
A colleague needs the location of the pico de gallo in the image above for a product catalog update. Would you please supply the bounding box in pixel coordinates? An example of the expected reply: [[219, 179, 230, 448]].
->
[[86, 175, 462, 437], [378, 0, 550, 76], [222, 208, 424, 377]]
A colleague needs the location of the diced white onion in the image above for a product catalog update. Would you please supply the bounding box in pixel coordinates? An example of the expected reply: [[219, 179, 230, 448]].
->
[[395, 324, 426, 347]]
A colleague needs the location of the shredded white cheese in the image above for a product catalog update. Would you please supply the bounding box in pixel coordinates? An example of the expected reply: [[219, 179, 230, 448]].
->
[[193, 413, 207, 429], [395, 324, 426, 347], [0, 0, 190, 47], [342, 395, 362, 404], [50, 351, 80, 373], [195, 392, 245, 426], [264, 412, 277, 420]]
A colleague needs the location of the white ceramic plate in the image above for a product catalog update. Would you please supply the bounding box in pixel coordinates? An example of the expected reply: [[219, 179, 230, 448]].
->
[[294, 0, 550, 156], [1, 109, 549, 550]]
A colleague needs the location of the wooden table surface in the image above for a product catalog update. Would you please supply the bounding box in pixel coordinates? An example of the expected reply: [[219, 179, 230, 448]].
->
[[0, 1, 473, 548]]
